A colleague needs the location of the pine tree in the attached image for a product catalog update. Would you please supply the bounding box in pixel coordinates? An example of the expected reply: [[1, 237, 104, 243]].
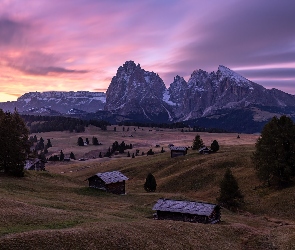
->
[[85, 138, 89, 145], [60, 150, 64, 161], [70, 152, 76, 160], [144, 173, 157, 192], [132, 153, 135, 158], [77, 137, 84, 146], [211, 140, 220, 152], [92, 136, 99, 145], [0, 110, 30, 177], [252, 115, 295, 186], [46, 139, 52, 148], [192, 134, 204, 150], [217, 168, 244, 209]]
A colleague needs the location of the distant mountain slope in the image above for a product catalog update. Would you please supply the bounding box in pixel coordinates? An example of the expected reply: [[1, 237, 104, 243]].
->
[[0, 91, 106, 114]]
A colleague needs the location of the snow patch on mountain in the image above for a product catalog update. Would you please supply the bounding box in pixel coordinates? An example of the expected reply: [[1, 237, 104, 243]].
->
[[163, 90, 176, 106], [218, 65, 251, 85]]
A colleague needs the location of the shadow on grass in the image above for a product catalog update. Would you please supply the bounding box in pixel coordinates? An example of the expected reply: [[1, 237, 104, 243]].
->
[[74, 187, 109, 197]]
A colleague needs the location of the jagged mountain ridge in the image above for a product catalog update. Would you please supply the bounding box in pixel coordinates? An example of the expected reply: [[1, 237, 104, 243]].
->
[[1, 61, 295, 132], [105, 62, 295, 121]]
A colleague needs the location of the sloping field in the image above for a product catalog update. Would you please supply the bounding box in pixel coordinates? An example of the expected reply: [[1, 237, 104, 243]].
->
[[1, 126, 295, 249]]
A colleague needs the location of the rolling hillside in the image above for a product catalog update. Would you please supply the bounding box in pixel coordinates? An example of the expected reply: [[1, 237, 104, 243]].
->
[[1, 128, 295, 249]]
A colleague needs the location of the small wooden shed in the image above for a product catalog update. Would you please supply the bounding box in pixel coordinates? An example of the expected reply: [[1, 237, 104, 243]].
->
[[24, 159, 45, 171], [87, 171, 128, 195], [170, 146, 188, 158], [199, 146, 212, 154], [153, 198, 220, 224]]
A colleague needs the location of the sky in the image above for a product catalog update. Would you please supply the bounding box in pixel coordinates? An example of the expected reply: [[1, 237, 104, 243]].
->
[[0, 0, 295, 102]]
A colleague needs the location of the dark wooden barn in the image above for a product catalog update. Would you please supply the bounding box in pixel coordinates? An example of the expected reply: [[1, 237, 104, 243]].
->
[[87, 171, 128, 195], [170, 146, 188, 158], [153, 198, 220, 224]]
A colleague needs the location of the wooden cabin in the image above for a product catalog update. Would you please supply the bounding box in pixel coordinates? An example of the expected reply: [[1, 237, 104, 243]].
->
[[170, 146, 188, 158], [198, 146, 212, 154], [87, 171, 128, 195], [24, 158, 45, 171], [153, 198, 220, 224]]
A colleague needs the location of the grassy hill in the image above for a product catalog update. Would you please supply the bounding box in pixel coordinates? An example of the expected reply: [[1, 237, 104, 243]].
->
[[1, 128, 295, 249]]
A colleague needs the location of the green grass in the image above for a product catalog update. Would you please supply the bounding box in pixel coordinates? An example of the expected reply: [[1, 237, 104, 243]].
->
[[1, 130, 295, 249]]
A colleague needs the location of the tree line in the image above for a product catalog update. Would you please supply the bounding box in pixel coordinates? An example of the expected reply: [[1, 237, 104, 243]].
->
[[21, 115, 110, 133]]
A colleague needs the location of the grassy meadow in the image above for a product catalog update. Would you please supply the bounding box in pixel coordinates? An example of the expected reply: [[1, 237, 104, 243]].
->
[[1, 126, 295, 249]]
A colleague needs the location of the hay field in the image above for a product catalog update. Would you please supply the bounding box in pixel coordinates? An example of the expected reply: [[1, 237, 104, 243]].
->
[[1, 126, 295, 249]]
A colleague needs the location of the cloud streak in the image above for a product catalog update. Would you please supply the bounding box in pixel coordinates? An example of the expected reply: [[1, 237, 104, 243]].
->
[[0, 0, 295, 101]]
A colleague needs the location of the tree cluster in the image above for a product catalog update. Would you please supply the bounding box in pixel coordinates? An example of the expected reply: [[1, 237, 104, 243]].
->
[[22, 115, 110, 133], [252, 115, 295, 187], [77, 137, 102, 146], [104, 141, 133, 157], [0, 110, 30, 177]]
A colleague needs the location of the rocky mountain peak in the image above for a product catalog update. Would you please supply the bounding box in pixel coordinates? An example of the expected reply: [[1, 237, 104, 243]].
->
[[168, 75, 187, 106], [120, 60, 138, 74], [217, 65, 250, 84], [105, 61, 172, 121]]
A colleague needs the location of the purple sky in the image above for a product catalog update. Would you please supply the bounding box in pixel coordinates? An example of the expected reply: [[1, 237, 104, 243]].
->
[[0, 0, 295, 101]]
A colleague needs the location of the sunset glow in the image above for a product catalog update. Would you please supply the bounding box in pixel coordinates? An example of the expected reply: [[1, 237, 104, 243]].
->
[[0, 1, 295, 102]]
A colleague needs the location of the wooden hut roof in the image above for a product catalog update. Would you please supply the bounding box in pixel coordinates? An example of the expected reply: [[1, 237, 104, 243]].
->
[[170, 146, 187, 151], [199, 146, 211, 152], [90, 171, 128, 184], [24, 158, 40, 170], [152, 199, 218, 216]]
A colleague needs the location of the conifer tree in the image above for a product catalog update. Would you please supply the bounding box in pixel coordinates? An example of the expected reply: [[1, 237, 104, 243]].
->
[[46, 139, 52, 148], [0, 110, 30, 176], [92, 136, 99, 145], [192, 134, 204, 150], [70, 152, 76, 160], [60, 150, 64, 161], [144, 173, 157, 192], [77, 137, 84, 146], [252, 115, 295, 186], [217, 168, 244, 209]]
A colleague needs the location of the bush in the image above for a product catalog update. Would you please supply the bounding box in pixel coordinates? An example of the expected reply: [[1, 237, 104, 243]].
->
[[144, 173, 157, 192], [147, 149, 154, 155], [211, 140, 220, 152]]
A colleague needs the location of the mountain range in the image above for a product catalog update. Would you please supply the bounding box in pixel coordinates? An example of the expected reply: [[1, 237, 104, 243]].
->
[[1, 60, 295, 133]]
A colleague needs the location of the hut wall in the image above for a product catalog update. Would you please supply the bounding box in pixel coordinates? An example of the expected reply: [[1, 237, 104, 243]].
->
[[208, 206, 221, 223], [106, 181, 125, 195], [88, 177, 106, 189], [171, 150, 187, 158], [156, 211, 210, 224]]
